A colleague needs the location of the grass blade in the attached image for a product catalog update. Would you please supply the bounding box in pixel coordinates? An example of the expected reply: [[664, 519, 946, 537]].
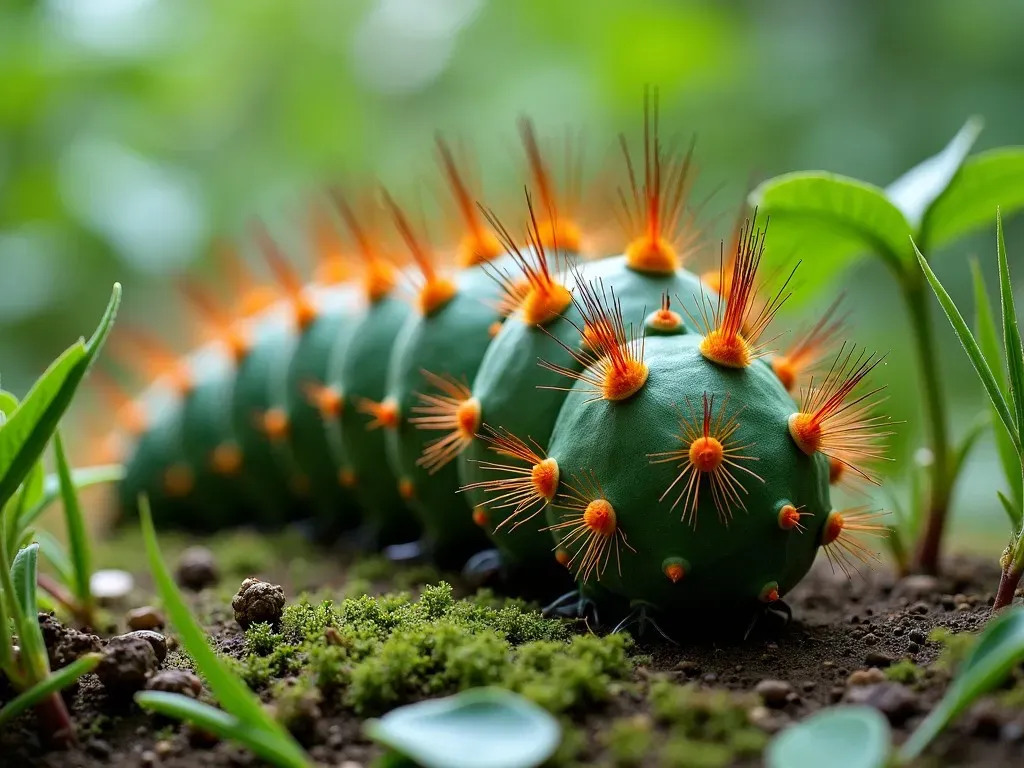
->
[[914, 239, 1021, 454], [997, 491, 1022, 530], [34, 529, 75, 587], [138, 495, 311, 766], [135, 692, 311, 768], [53, 433, 92, 610], [995, 210, 1024, 445], [11, 544, 49, 680], [0, 653, 101, 727]]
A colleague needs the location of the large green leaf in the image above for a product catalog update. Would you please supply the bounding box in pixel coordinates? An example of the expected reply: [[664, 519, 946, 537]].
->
[[886, 117, 983, 231], [365, 688, 562, 768], [924, 148, 1024, 251], [0, 653, 101, 727], [899, 607, 1024, 762], [766, 706, 890, 768], [0, 283, 121, 510]]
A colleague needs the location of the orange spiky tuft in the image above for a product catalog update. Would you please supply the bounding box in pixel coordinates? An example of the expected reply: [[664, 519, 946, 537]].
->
[[618, 88, 701, 275], [695, 216, 794, 368], [481, 193, 573, 326], [410, 371, 479, 473], [210, 441, 243, 476], [821, 507, 890, 578], [777, 503, 808, 532], [540, 275, 648, 402], [435, 137, 504, 267], [398, 478, 415, 500], [544, 472, 634, 583], [759, 582, 781, 603], [332, 189, 399, 302], [772, 295, 848, 392], [460, 425, 559, 532], [518, 118, 584, 252], [214, 239, 279, 319], [663, 560, 686, 583], [178, 277, 251, 362], [309, 201, 351, 286], [358, 397, 400, 431], [787, 344, 892, 484], [110, 329, 193, 396], [92, 368, 148, 436], [253, 223, 318, 330], [303, 381, 344, 421], [258, 407, 290, 442], [648, 293, 683, 332], [472, 506, 488, 527], [382, 189, 458, 315], [649, 393, 763, 526]]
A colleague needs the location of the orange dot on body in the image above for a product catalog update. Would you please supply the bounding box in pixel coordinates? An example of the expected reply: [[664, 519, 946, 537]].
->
[[771, 357, 798, 392], [455, 398, 481, 439], [472, 506, 488, 527], [262, 408, 290, 441], [539, 219, 583, 253], [699, 329, 752, 369], [418, 277, 458, 315], [339, 469, 357, 488], [555, 549, 571, 567], [788, 412, 822, 455], [363, 261, 398, 302], [583, 498, 617, 536], [530, 458, 559, 501], [313, 385, 345, 420], [488, 321, 503, 338], [829, 457, 845, 485], [626, 236, 678, 274], [778, 504, 802, 530], [163, 464, 194, 498], [458, 230, 504, 267], [649, 308, 683, 332], [398, 478, 415, 500], [822, 511, 845, 546], [688, 436, 724, 473], [762, 586, 780, 603], [664, 563, 685, 583], [211, 442, 242, 475]]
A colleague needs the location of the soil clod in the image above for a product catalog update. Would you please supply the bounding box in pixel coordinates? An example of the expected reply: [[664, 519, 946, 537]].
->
[[231, 577, 286, 627], [176, 546, 220, 591], [126, 606, 165, 631], [96, 634, 158, 697]]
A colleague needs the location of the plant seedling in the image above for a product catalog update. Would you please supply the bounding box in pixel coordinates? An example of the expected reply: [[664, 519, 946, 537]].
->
[[751, 121, 1024, 575], [767, 606, 1024, 766], [0, 283, 121, 746], [915, 211, 1024, 608]]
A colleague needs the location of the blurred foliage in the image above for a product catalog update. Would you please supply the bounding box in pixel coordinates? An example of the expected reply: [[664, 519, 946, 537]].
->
[[3, 0, 1024, 543]]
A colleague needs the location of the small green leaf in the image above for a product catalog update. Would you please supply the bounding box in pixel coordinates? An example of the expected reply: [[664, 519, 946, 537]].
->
[[53, 433, 92, 609], [997, 491, 1022, 531], [0, 653, 101, 727], [914, 240, 1020, 454], [995, 211, 1024, 443], [886, 117, 983, 232], [135, 692, 311, 768], [12, 543, 40, 626], [11, 544, 48, 680], [766, 705, 890, 768], [34, 529, 75, 587], [18, 464, 126, 534], [365, 688, 562, 768], [899, 607, 1024, 762], [925, 148, 1024, 251]]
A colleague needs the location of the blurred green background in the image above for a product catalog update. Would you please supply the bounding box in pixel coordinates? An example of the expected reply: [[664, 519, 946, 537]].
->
[[3, 0, 1024, 548]]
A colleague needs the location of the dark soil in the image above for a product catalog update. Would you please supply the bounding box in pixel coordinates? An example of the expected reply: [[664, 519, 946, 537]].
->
[[3, 534, 1024, 768]]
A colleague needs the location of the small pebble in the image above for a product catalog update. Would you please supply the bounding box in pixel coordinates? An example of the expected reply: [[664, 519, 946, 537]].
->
[[176, 546, 220, 592], [702, 673, 718, 684], [863, 633, 879, 646], [231, 578, 286, 628], [113, 630, 167, 665], [754, 679, 793, 708], [126, 606, 165, 631], [908, 629, 927, 644], [140, 750, 158, 768], [801, 681, 816, 692], [675, 660, 700, 676], [907, 641, 920, 654], [896, 574, 938, 599], [748, 705, 788, 734], [865, 651, 893, 668], [847, 668, 886, 687], [86, 739, 112, 759], [155, 740, 175, 757], [146, 669, 203, 698], [844, 682, 919, 725], [97, 635, 157, 697], [909, 601, 930, 615], [90, 570, 134, 603]]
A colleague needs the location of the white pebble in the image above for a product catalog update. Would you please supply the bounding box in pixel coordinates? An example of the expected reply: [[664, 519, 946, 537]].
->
[[91, 569, 134, 601]]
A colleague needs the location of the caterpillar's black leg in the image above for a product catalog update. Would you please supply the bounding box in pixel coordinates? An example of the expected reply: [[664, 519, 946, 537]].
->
[[542, 589, 598, 623], [743, 599, 793, 641], [612, 603, 678, 645], [462, 548, 503, 587]]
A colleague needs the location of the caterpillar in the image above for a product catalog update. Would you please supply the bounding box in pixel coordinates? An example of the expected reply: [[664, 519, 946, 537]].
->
[[97, 95, 893, 623]]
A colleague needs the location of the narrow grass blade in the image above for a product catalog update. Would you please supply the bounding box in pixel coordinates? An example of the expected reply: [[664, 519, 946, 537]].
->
[[0, 653, 101, 727], [0, 585, 15, 682], [914, 239, 1021, 454], [138, 496, 310, 766], [18, 464, 125, 534], [995, 211, 1024, 444], [34, 529, 75, 586], [136, 692, 311, 768], [997, 491, 1022, 530], [53, 433, 92, 610], [951, 413, 989, 478], [11, 544, 49, 680]]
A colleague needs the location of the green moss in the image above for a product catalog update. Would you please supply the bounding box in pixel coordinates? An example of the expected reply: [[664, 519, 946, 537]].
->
[[929, 627, 977, 673], [602, 715, 655, 766], [660, 735, 734, 768], [245, 621, 282, 656], [885, 659, 922, 685], [349, 555, 396, 582]]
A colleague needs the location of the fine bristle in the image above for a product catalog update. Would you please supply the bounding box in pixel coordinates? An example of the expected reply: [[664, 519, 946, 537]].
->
[[772, 294, 849, 392], [331, 188, 399, 302], [215, 239, 279, 318], [357, 397, 400, 431], [309, 200, 350, 286], [648, 392, 763, 526], [822, 506, 890, 579], [110, 328, 192, 395], [252, 222, 318, 329], [435, 136, 503, 266], [410, 370, 479, 473], [518, 118, 584, 252], [539, 274, 648, 402], [460, 424, 558, 532], [177, 277, 250, 361]]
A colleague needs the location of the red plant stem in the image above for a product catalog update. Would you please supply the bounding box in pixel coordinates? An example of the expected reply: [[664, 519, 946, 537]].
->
[[993, 566, 1023, 611], [34, 691, 77, 749]]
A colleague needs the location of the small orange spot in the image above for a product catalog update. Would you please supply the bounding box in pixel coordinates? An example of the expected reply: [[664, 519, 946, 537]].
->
[[261, 408, 290, 442], [531, 458, 560, 501], [555, 549, 571, 567], [626, 236, 678, 274], [210, 442, 242, 475], [829, 456, 845, 485], [488, 321, 503, 338], [360, 397, 400, 431], [455, 398, 481, 439], [664, 562, 685, 583], [603, 359, 648, 401], [688, 436, 724, 474], [363, 259, 398, 303], [582, 499, 617, 536], [418, 275, 458, 316], [822, 510, 845, 546], [306, 383, 345, 420], [647, 295, 683, 333], [339, 468, 357, 488], [436, 137, 504, 267], [788, 412, 822, 455], [224, 327, 251, 363], [772, 357, 798, 392], [163, 463, 194, 497], [472, 506, 489, 527], [398, 478, 415, 500], [777, 504, 804, 531], [760, 583, 780, 603], [253, 222, 319, 330]]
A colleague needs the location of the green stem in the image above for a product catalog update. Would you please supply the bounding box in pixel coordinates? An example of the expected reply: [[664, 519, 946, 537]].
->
[[903, 273, 955, 574]]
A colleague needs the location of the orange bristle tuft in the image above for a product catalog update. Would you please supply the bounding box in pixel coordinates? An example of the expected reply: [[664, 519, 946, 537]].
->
[[310, 202, 351, 286], [481, 192, 573, 326], [460, 424, 559, 532], [472, 506, 489, 527], [696, 216, 794, 368], [178, 277, 251, 362], [435, 136, 504, 267], [410, 370, 480, 473], [303, 381, 344, 421], [700, 202, 747, 293], [772, 295, 848, 392], [543, 471, 635, 583], [332, 189, 400, 302], [398, 478, 415, 500], [777, 503, 808, 532], [649, 392, 763, 526], [664, 561, 686, 583], [382, 189, 458, 315], [210, 441, 243, 476], [648, 293, 683, 332], [215, 240, 279, 318], [540, 275, 648, 402], [111, 329, 193, 396], [258, 407, 290, 442], [253, 223, 318, 330], [787, 343, 893, 484], [358, 397, 400, 431], [618, 88, 701, 275], [821, 507, 890, 578], [518, 118, 584, 252]]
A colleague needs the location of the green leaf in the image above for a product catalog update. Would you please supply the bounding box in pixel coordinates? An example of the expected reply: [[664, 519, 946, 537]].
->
[[951, 412, 989, 479], [138, 495, 310, 764], [365, 688, 562, 768], [925, 147, 1024, 251], [997, 491, 1022, 531], [899, 607, 1024, 762], [995, 211, 1024, 443], [135, 693, 311, 768], [914, 240, 1021, 454], [53, 433, 92, 609], [765, 706, 890, 768], [0, 283, 121, 510], [18, 464, 126, 534], [749, 172, 913, 276], [34, 529, 74, 586], [12, 543, 40, 627], [11, 544, 48, 680], [886, 117, 983, 232], [0, 653, 101, 727]]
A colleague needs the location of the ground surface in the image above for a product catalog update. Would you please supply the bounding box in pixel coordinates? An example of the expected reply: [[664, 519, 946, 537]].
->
[[2, 527, 1024, 768]]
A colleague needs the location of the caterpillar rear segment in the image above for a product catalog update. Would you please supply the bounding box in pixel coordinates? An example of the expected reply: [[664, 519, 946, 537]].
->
[[103, 101, 894, 628]]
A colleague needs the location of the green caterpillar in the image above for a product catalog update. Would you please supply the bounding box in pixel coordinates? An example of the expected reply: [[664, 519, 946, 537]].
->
[[105, 102, 891, 622]]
